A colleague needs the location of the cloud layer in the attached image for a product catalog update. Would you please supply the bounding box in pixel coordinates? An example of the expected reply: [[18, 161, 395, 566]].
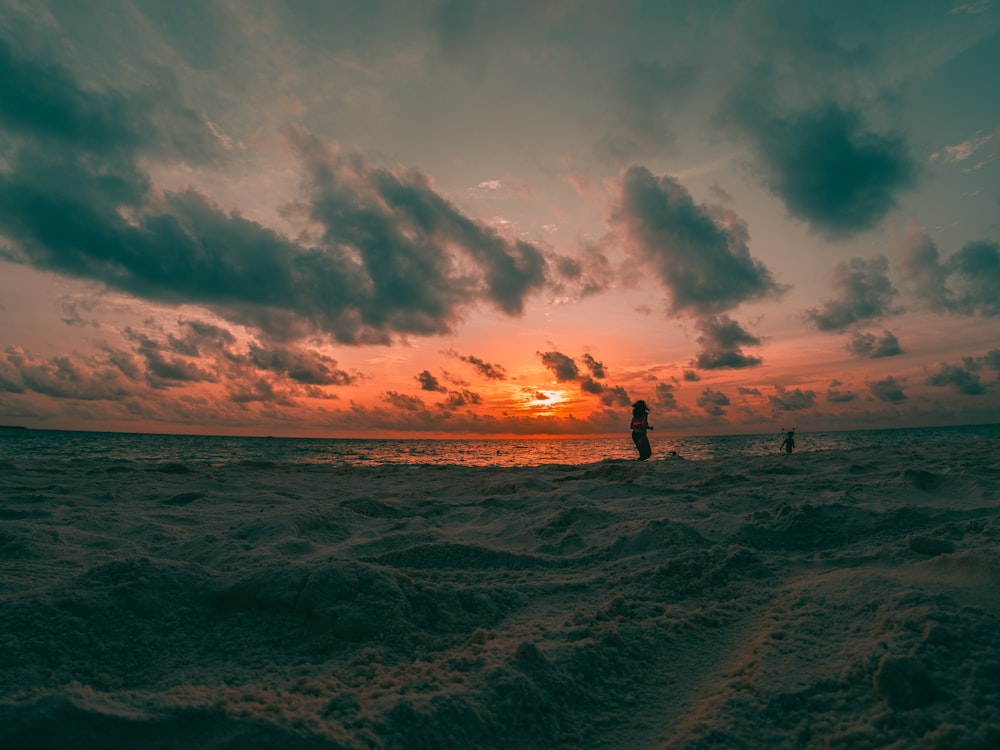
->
[[0, 40, 548, 348]]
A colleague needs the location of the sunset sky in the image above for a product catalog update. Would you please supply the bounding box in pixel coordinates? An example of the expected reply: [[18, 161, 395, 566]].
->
[[1, 0, 999, 438]]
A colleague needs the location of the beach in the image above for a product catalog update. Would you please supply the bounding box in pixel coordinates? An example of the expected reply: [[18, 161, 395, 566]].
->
[[2, 436, 999, 749]]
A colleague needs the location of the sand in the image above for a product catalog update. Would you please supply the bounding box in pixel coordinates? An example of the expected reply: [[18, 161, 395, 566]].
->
[[2, 438, 999, 749]]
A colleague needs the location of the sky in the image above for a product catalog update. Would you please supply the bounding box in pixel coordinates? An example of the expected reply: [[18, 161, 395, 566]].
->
[[1, 0, 999, 439]]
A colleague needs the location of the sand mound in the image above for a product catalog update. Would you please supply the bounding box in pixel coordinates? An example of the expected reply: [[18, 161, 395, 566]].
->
[[2, 437, 999, 748]]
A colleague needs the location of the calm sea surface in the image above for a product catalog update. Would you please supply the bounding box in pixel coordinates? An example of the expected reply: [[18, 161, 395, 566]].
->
[[1, 424, 998, 468]]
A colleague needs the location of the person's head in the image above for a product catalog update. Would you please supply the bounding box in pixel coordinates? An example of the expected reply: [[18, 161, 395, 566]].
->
[[632, 400, 649, 416]]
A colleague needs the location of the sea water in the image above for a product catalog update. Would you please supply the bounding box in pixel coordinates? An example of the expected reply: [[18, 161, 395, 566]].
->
[[2, 423, 998, 468]]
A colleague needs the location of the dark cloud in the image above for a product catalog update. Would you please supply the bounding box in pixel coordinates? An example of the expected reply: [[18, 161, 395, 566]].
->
[[655, 382, 680, 411], [581, 353, 606, 379], [869, 376, 906, 402], [247, 343, 355, 386], [414, 369, 483, 409], [694, 315, 763, 369], [0, 38, 210, 162], [683, 369, 700, 381], [538, 349, 632, 405], [983, 349, 1000, 371], [230, 378, 295, 407], [846, 329, 902, 358], [2, 315, 369, 414], [599, 385, 631, 408], [538, 350, 580, 382], [0, 42, 548, 347], [727, 99, 917, 238], [612, 166, 785, 316], [460, 353, 507, 381], [416, 370, 447, 392], [826, 388, 858, 403], [383, 391, 427, 412], [769, 385, 816, 412], [548, 245, 615, 299], [3, 346, 134, 401], [443, 349, 508, 381], [440, 389, 482, 409], [806, 256, 898, 332], [896, 228, 1000, 316], [926, 363, 985, 395], [697, 387, 730, 416], [125, 328, 218, 387]]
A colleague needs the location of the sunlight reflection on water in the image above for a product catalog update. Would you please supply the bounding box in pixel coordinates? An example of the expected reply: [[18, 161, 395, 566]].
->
[[2, 424, 998, 468]]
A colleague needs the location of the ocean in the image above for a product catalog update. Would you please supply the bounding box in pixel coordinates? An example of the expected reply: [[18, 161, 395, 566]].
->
[[2, 422, 998, 468]]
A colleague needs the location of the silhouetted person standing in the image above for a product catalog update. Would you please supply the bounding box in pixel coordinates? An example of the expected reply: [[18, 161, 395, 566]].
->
[[630, 400, 652, 460], [780, 429, 795, 453]]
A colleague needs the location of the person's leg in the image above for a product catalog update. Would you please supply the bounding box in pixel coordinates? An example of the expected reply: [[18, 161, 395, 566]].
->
[[638, 435, 651, 460]]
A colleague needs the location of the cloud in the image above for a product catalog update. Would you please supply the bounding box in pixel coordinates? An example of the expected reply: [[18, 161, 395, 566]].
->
[[697, 387, 730, 416], [826, 388, 858, 403], [949, 1, 993, 15], [727, 99, 917, 238], [247, 342, 356, 386], [694, 315, 763, 369], [983, 348, 1000, 371], [382, 391, 427, 413], [655, 382, 680, 411], [597, 58, 701, 161], [599, 385, 631, 408], [415, 369, 484, 409], [537, 349, 631, 405], [806, 256, 898, 332], [895, 226, 1000, 317], [769, 385, 816, 411], [869, 376, 906, 402], [547, 243, 616, 300], [2, 346, 135, 401], [933, 134, 993, 163], [454, 352, 508, 381], [846, 329, 902, 358], [2, 315, 368, 414], [60, 300, 101, 328], [290, 128, 549, 334], [0, 38, 212, 164], [0, 41, 549, 347], [538, 350, 580, 382], [926, 363, 985, 395], [581, 353, 606, 379], [416, 370, 447, 392], [612, 166, 785, 316], [126, 329, 218, 387], [440, 388, 482, 409]]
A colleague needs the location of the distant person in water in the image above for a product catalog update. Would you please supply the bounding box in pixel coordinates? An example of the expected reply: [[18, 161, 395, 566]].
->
[[630, 400, 653, 460], [780, 429, 795, 453]]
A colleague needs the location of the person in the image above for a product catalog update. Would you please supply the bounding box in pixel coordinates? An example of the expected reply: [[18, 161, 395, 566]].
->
[[630, 400, 652, 460], [779, 429, 795, 453]]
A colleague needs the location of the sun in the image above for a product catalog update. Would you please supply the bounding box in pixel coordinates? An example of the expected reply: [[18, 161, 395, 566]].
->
[[525, 389, 569, 413]]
